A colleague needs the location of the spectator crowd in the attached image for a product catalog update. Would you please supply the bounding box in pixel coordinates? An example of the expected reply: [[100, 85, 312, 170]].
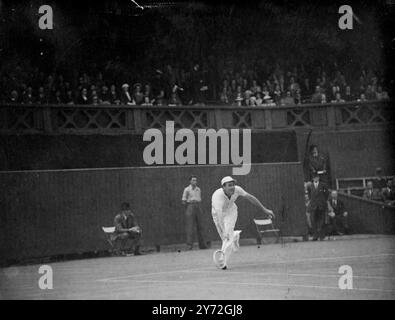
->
[[362, 167, 395, 206], [1, 59, 391, 107]]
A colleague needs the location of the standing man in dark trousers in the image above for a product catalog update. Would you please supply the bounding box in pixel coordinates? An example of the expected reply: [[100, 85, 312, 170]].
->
[[182, 175, 209, 250], [306, 172, 330, 240]]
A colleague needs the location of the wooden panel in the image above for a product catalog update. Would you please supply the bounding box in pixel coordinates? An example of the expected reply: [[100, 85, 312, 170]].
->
[[0, 163, 306, 263], [338, 193, 395, 234]]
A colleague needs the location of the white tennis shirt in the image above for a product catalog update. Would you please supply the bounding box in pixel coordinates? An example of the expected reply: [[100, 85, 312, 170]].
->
[[211, 185, 247, 216]]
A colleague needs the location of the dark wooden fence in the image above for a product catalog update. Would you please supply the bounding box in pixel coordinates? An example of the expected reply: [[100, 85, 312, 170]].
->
[[0, 162, 306, 264], [0, 100, 393, 134], [338, 193, 395, 234]]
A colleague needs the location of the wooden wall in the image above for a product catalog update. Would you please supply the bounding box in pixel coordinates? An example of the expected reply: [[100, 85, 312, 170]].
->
[[0, 163, 306, 263], [296, 128, 395, 182], [338, 193, 395, 234]]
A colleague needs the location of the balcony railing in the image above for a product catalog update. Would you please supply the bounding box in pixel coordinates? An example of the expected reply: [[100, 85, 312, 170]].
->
[[0, 100, 393, 134]]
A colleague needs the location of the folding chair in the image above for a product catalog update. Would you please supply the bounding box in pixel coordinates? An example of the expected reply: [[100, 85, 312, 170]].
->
[[253, 218, 282, 244], [101, 226, 117, 254]]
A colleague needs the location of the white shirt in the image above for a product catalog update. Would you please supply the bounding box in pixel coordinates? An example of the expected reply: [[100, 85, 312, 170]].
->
[[182, 185, 202, 203], [211, 185, 247, 216]]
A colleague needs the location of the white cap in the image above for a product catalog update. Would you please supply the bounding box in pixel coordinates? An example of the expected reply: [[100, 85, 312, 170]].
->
[[221, 176, 236, 186], [122, 83, 129, 89]]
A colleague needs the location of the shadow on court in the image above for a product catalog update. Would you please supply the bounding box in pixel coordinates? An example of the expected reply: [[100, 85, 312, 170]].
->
[[1, 235, 395, 300]]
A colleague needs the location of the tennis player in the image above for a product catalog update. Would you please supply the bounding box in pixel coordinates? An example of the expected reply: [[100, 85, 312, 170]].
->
[[212, 176, 274, 269]]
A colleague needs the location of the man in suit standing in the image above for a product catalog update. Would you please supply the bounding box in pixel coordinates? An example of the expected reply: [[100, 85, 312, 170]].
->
[[327, 190, 350, 235], [306, 172, 330, 240]]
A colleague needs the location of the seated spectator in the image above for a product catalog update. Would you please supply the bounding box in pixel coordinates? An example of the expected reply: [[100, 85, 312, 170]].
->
[[357, 93, 367, 102], [331, 92, 345, 103], [365, 85, 376, 100], [109, 84, 120, 104], [111, 202, 142, 256], [120, 83, 135, 105], [255, 92, 264, 106], [263, 93, 275, 107], [261, 85, 270, 99], [329, 85, 340, 102], [132, 83, 144, 105], [37, 86, 48, 104], [77, 88, 90, 104], [99, 85, 111, 104], [382, 179, 395, 205], [288, 76, 300, 95], [327, 190, 350, 235], [9, 90, 20, 103], [363, 181, 382, 201], [272, 84, 282, 105], [249, 96, 257, 106], [250, 79, 259, 94], [235, 93, 244, 107], [142, 96, 153, 106], [343, 85, 354, 101], [232, 85, 243, 105], [244, 90, 253, 106], [51, 90, 64, 104], [220, 86, 230, 104], [155, 90, 167, 106], [321, 93, 327, 104], [168, 92, 182, 106], [22, 86, 35, 104], [294, 89, 302, 105], [143, 84, 154, 101], [376, 86, 389, 100], [92, 94, 99, 105], [280, 91, 295, 106], [65, 90, 75, 105], [311, 86, 323, 103]]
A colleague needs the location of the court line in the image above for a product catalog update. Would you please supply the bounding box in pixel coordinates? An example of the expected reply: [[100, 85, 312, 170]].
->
[[186, 270, 395, 281], [103, 278, 395, 294], [97, 252, 395, 282]]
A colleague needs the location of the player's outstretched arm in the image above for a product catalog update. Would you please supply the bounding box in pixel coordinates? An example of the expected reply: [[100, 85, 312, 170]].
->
[[243, 192, 275, 218]]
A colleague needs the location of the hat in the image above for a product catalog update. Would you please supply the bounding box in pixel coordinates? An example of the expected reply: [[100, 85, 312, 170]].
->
[[133, 83, 142, 89], [122, 83, 129, 89], [221, 176, 236, 186]]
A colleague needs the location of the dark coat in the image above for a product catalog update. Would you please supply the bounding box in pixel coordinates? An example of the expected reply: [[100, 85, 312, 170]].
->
[[306, 181, 329, 212]]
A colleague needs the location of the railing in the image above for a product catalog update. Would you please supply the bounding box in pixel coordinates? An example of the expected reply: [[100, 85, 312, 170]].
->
[[338, 192, 395, 234], [0, 100, 393, 134], [336, 175, 394, 196]]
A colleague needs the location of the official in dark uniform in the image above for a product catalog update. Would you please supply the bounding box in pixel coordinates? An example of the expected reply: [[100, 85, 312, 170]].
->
[[306, 172, 330, 240]]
